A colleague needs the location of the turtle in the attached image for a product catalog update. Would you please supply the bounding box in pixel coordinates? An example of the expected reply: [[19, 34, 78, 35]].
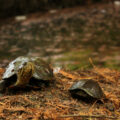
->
[[69, 79, 105, 99], [0, 56, 54, 91]]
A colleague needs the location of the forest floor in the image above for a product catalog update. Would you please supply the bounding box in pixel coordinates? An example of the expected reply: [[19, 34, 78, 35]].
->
[[0, 66, 120, 120], [0, 3, 120, 120]]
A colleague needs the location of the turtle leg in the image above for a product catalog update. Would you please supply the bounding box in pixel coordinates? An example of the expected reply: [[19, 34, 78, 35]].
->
[[13, 77, 22, 87], [9, 76, 22, 88], [9, 77, 26, 88], [12, 62, 34, 87]]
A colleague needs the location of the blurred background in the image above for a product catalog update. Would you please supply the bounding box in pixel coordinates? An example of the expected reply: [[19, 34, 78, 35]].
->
[[0, 0, 120, 70]]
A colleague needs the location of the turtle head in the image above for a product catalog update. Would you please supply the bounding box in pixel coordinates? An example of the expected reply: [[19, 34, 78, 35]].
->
[[13, 62, 34, 87]]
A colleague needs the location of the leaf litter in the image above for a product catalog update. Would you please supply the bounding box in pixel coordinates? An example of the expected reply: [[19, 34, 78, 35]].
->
[[0, 64, 119, 120]]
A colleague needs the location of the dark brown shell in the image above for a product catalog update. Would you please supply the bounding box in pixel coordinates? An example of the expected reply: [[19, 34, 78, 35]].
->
[[69, 79, 105, 99]]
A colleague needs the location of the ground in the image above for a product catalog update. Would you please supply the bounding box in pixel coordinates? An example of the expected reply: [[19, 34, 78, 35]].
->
[[0, 66, 120, 120]]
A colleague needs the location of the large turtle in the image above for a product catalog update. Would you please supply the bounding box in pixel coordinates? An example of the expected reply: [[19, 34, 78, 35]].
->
[[0, 56, 54, 91], [69, 79, 105, 100]]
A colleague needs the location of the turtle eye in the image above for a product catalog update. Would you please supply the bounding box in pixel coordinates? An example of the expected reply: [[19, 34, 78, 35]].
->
[[11, 69, 14, 72], [23, 62, 27, 66]]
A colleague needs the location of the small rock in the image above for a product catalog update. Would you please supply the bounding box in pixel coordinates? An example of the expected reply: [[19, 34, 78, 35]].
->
[[49, 10, 57, 14], [100, 9, 107, 14], [15, 16, 27, 21], [53, 67, 61, 74]]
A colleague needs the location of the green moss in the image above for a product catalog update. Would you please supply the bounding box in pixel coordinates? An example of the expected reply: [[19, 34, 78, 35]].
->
[[54, 49, 93, 70], [56, 50, 91, 61], [104, 59, 120, 70]]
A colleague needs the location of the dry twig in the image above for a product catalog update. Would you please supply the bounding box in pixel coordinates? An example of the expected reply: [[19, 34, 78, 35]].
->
[[58, 114, 119, 119]]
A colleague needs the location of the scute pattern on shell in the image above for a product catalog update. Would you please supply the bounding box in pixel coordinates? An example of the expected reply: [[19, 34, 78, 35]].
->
[[32, 57, 53, 80], [2, 56, 54, 81], [69, 79, 105, 99], [2, 56, 30, 80]]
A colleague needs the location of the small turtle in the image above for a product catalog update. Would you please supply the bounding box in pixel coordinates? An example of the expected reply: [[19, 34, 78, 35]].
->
[[69, 79, 105, 99], [0, 56, 54, 91]]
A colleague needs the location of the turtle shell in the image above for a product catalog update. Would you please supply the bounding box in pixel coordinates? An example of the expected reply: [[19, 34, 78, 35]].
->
[[2, 56, 30, 80], [1, 56, 54, 89], [31, 57, 54, 81], [69, 79, 105, 99]]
